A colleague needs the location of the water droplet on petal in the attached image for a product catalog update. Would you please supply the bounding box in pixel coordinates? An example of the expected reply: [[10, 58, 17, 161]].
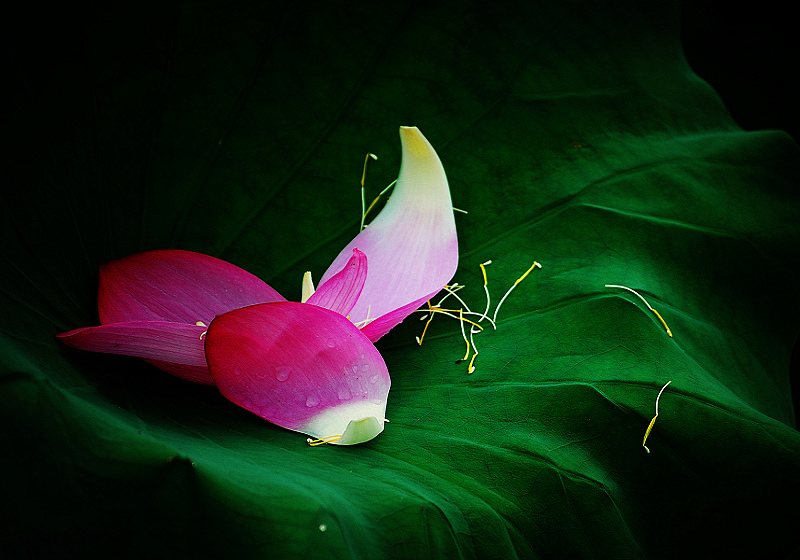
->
[[352, 365, 359, 374], [305, 395, 319, 407], [327, 339, 336, 348], [275, 366, 291, 382], [369, 375, 379, 384], [319, 524, 327, 532], [338, 388, 352, 401]]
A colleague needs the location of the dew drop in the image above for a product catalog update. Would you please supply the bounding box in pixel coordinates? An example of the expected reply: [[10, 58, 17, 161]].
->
[[361, 363, 370, 372], [319, 524, 327, 532], [369, 375, 379, 384], [305, 395, 320, 407], [337, 388, 352, 401], [352, 364, 359, 374], [326, 339, 336, 348], [275, 366, 291, 382]]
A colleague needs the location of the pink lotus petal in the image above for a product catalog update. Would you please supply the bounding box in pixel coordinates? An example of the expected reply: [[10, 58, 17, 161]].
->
[[205, 302, 390, 445], [57, 322, 207, 365], [99, 249, 285, 325], [319, 127, 458, 340], [306, 249, 367, 317]]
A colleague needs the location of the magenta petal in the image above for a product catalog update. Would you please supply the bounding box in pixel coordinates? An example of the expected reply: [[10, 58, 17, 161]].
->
[[58, 321, 207, 363], [319, 127, 458, 339], [205, 302, 390, 444], [306, 249, 367, 317], [98, 249, 285, 325]]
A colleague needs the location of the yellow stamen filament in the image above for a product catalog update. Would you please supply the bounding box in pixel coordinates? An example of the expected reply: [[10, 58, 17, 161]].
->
[[457, 308, 470, 362], [453, 207, 468, 214], [441, 284, 473, 313], [650, 308, 672, 337], [643, 380, 671, 453], [467, 327, 478, 374], [416, 301, 435, 345], [422, 307, 485, 331], [492, 261, 542, 323], [433, 283, 467, 310], [359, 153, 378, 232], [195, 321, 207, 327], [605, 284, 673, 337], [477, 261, 493, 328], [307, 435, 343, 446]]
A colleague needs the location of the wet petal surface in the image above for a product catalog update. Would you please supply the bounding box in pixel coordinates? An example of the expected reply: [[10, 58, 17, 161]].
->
[[205, 302, 390, 444]]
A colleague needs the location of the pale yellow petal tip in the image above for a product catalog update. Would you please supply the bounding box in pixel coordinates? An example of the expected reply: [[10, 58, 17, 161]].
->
[[399, 126, 434, 158], [301, 271, 315, 303], [333, 416, 384, 445]]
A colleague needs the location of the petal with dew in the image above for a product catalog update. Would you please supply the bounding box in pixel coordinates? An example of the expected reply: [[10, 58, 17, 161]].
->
[[319, 126, 458, 341], [99, 249, 285, 325], [306, 249, 367, 317], [205, 302, 390, 445], [57, 322, 213, 384]]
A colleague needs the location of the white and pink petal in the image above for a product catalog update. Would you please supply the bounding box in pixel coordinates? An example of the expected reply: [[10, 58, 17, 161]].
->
[[319, 127, 458, 341]]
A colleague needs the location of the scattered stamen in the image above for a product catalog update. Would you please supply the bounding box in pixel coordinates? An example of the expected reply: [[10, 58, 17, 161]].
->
[[643, 380, 672, 453], [605, 284, 673, 337], [416, 301, 435, 345], [492, 261, 542, 324], [307, 434, 343, 446], [359, 153, 378, 232], [195, 321, 207, 327], [352, 305, 373, 329], [301, 271, 315, 303], [467, 328, 478, 374], [420, 307, 484, 331], [456, 308, 470, 363], [414, 258, 540, 375], [440, 284, 473, 315], [476, 261, 493, 328]]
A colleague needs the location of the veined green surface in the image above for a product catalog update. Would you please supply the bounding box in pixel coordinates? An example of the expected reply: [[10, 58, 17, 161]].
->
[[3, 1, 799, 558]]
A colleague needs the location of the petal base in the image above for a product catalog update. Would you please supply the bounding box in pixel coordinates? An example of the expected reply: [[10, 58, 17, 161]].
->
[[301, 400, 386, 445]]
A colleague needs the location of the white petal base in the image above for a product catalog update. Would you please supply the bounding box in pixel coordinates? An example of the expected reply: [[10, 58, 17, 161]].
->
[[301, 400, 387, 445]]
